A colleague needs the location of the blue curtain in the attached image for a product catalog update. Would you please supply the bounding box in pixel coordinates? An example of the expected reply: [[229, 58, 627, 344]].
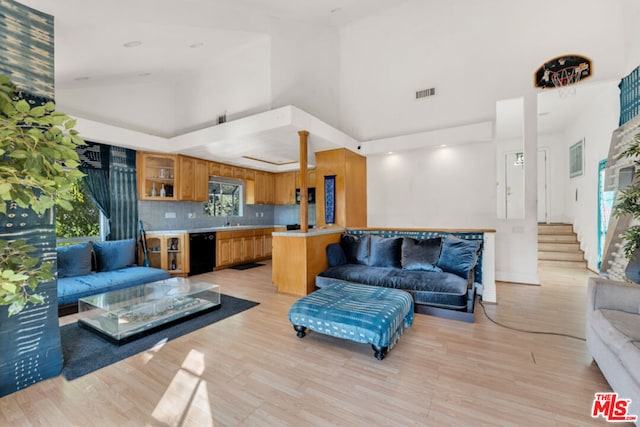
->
[[109, 146, 138, 240], [77, 141, 138, 241], [78, 141, 111, 237]]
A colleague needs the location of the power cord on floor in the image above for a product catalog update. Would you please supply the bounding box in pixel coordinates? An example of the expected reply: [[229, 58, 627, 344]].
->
[[478, 300, 586, 342]]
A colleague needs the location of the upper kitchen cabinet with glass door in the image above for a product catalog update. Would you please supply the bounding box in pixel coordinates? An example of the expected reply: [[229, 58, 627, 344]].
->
[[137, 152, 179, 201]]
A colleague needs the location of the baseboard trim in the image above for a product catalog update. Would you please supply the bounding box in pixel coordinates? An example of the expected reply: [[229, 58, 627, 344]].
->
[[496, 271, 540, 285]]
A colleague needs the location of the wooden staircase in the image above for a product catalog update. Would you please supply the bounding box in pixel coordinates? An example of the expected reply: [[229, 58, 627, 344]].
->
[[538, 223, 587, 268]]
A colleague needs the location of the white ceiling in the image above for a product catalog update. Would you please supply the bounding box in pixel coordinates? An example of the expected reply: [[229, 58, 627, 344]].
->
[[16, 0, 612, 171], [21, 0, 405, 87], [17, 0, 405, 171]]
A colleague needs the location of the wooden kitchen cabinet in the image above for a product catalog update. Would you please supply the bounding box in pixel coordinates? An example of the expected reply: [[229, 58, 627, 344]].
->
[[244, 169, 256, 181], [142, 233, 189, 277], [209, 161, 222, 176], [231, 238, 244, 263], [194, 158, 209, 201], [137, 153, 179, 201], [138, 152, 208, 202], [272, 169, 317, 205], [216, 235, 233, 266], [275, 172, 296, 205], [263, 232, 273, 257], [242, 236, 255, 260], [177, 155, 208, 202], [215, 228, 274, 269], [220, 163, 234, 178], [296, 169, 316, 188], [247, 171, 275, 205], [234, 166, 248, 180]]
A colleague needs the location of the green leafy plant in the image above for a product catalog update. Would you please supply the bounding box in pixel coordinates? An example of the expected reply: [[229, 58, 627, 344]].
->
[[55, 180, 100, 239], [0, 240, 54, 316], [614, 132, 640, 259], [0, 75, 85, 316]]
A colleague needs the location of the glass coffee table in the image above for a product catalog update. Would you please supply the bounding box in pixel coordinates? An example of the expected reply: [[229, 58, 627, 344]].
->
[[78, 277, 221, 345]]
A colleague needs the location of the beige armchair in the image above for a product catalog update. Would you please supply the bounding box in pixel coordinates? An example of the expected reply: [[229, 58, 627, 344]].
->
[[586, 277, 640, 425]]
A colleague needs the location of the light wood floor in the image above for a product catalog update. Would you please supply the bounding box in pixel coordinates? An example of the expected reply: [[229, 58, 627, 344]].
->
[[0, 262, 618, 426]]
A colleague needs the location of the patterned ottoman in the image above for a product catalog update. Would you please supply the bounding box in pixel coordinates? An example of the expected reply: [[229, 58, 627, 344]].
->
[[288, 282, 414, 360]]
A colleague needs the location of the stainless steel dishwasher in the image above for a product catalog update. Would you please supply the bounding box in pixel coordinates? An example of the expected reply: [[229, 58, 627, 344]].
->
[[189, 232, 216, 275]]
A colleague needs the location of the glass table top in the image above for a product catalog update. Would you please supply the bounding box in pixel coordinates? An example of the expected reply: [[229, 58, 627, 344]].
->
[[78, 277, 221, 344]]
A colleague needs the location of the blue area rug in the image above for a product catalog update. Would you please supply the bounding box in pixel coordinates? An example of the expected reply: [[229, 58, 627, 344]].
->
[[60, 293, 258, 380]]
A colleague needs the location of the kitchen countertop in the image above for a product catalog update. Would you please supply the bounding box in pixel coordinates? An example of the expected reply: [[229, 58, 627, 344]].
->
[[272, 226, 345, 237], [146, 225, 287, 234]]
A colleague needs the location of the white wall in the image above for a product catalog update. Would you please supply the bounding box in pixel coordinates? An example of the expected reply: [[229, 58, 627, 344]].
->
[[269, 18, 340, 129], [339, 0, 627, 142], [538, 132, 568, 223], [563, 82, 620, 270], [173, 37, 272, 136], [57, 78, 177, 138], [367, 143, 496, 229], [348, 0, 634, 285], [495, 137, 524, 220], [623, 0, 640, 73], [57, 37, 273, 138]]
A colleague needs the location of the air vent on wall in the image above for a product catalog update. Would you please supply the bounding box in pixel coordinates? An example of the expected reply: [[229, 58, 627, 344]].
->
[[416, 88, 436, 99]]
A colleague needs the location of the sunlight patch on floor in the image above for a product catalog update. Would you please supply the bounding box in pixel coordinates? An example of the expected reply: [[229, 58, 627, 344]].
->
[[152, 349, 213, 426], [141, 338, 168, 364]]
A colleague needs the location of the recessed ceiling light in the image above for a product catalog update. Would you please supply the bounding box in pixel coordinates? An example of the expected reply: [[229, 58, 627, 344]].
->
[[189, 42, 204, 48], [387, 151, 394, 155], [123, 40, 142, 48], [73, 76, 91, 81]]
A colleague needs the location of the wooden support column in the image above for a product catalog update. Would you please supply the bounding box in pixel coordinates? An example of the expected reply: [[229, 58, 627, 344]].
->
[[299, 130, 309, 233]]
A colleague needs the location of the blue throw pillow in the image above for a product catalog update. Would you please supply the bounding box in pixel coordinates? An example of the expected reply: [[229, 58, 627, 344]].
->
[[436, 235, 481, 279], [326, 243, 347, 267], [340, 234, 370, 265], [401, 237, 443, 271], [369, 236, 402, 268], [57, 242, 93, 278], [93, 239, 136, 272]]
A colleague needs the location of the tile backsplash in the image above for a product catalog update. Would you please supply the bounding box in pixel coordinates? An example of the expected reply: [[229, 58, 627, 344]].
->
[[139, 201, 316, 231], [274, 204, 316, 226]]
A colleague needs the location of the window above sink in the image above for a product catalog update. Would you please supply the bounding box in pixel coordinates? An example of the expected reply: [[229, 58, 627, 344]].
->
[[205, 179, 243, 217]]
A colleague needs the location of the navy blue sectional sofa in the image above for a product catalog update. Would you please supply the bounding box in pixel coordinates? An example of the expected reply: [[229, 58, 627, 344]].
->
[[56, 239, 170, 316], [316, 229, 484, 322]]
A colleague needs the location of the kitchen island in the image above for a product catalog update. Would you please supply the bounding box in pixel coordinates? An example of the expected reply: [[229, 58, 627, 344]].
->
[[272, 227, 345, 296]]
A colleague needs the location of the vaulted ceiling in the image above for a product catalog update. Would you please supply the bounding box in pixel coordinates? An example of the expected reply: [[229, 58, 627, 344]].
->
[[16, 0, 632, 171]]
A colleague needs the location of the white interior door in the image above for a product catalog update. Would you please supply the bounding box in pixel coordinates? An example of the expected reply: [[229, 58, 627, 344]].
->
[[505, 151, 524, 219], [537, 149, 548, 223]]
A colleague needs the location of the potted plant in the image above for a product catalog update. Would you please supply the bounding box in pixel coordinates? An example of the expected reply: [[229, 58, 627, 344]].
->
[[614, 131, 640, 282], [0, 74, 85, 316]]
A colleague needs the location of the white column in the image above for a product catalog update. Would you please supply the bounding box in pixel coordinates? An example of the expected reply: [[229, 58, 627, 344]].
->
[[523, 92, 540, 284], [481, 231, 497, 302]]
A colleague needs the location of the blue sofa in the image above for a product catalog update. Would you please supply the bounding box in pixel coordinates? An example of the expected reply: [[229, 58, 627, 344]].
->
[[56, 239, 170, 316], [316, 230, 484, 322]]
